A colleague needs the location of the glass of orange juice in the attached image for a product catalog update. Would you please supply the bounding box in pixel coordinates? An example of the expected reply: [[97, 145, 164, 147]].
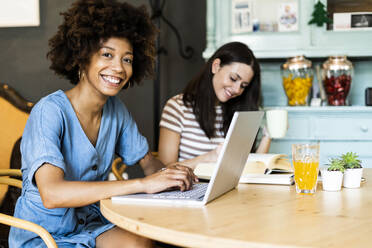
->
[[292, 143, 320, 194]]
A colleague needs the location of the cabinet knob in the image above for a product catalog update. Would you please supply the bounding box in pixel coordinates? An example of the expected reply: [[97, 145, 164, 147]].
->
[[360, 126, 369, 132]]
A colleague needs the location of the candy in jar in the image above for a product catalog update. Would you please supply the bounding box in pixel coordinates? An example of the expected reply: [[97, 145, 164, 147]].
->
[[281, 55, 313, 106], [322, 56, 353, 106]]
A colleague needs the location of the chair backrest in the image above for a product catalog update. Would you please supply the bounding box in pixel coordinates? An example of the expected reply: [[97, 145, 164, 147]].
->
[[0, 169, 57, 248], [111, 152, 158, 181], [0, 83, 33, 203]]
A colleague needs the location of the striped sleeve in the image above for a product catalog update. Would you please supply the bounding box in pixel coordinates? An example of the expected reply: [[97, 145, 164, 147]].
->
[[160, 95, 184, 134]]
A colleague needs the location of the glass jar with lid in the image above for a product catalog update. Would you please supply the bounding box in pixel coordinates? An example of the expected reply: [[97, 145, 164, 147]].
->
[[281, 55, 313, 106], [322, 56, 353, 106]]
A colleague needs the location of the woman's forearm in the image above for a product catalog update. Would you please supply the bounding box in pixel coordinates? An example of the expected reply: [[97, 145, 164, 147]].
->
[[255, 135, 271, 153], [140, 152, 165, 176], [39, 178, 145, 209], [36, 163, 146, 209], [175, 149, 218, 170]]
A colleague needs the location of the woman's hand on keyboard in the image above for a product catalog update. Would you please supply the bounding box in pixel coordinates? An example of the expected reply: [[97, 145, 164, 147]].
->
[[140, 164, 198, 194]]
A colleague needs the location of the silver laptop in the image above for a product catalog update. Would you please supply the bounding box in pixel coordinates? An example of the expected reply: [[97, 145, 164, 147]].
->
[[111, 111, 264, 206]]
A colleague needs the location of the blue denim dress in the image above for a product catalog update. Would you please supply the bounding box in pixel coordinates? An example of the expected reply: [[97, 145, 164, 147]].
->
[[9, 90, 149, 247]]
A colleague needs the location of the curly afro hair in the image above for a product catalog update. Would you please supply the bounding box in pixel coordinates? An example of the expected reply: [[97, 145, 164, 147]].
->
[[47, 0, 157, 86]]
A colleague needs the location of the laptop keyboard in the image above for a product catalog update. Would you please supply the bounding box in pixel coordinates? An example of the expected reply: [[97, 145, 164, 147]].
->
[[152, 183, 209, 199]]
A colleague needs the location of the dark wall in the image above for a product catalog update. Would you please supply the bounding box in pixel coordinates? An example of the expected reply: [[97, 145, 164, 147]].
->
[[0, 0, 206, 150]]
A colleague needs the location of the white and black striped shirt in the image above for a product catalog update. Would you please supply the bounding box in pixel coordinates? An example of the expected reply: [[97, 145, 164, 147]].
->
[[160, 94, 224, 161]]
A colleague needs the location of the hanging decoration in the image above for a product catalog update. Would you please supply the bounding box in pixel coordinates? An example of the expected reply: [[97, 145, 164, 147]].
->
[[308, 1, 332, 27]]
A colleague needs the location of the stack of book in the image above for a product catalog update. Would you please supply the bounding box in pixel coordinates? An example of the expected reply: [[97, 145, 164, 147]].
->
[[194, 153, 294, 185]]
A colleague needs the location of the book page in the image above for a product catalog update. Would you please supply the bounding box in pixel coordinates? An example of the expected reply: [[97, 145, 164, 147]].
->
[[247, 153, 280, 166], [242, 161, 268, 174], [245, 153, 292, 174], [271, 157, 293, 172], [193, 162, 216, 180]]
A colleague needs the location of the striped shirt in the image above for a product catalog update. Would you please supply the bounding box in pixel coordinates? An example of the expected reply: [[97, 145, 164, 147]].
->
[[160, 94, 224, 161]]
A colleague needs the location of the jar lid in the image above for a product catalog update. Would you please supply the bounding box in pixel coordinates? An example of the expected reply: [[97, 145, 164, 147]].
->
[[281, 55, 312, 70], [322, 55, 353, 71]]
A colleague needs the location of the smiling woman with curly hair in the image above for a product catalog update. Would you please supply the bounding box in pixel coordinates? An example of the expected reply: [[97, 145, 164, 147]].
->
[[47, 0, 156, 87], [9, 1, 197, 247]]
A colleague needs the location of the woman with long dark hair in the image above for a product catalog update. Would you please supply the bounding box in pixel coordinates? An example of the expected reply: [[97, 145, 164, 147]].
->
[[158, 42, 271, 168]]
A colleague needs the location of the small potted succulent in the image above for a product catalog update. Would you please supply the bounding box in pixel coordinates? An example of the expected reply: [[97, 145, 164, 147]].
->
[[341, 152, 363, 188], [321, 158, 345, 191]]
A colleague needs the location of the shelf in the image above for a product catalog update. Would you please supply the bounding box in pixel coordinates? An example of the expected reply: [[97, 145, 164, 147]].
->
[[264, 106, 372, 112], [204, 0, 372, 59]]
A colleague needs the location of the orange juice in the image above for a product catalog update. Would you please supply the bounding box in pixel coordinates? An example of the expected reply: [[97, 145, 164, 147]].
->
[[293, 160, 319, 194]]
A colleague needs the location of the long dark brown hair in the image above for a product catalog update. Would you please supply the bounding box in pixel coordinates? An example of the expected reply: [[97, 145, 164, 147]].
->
[[183, 42, 261, 139]]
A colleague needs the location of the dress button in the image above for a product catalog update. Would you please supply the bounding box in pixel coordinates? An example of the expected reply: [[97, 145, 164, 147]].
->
[[92, 165, 98, 171], [78, 218, 84, 225]]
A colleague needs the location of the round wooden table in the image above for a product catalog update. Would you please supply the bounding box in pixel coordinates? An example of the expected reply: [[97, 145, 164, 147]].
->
[[101, 169, 372, 248]]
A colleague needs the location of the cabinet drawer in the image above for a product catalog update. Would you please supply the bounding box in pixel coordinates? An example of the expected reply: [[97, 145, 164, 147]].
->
[[315, 117, 372, 140], [285, 115, 314, 139]]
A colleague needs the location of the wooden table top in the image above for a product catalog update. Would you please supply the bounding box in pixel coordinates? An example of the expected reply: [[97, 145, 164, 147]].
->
[[100, 169, 372, 248]]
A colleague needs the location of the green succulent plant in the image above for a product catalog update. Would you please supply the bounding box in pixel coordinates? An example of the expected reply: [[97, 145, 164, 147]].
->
[[341, 152, 362, 169], [327, 158, 345, 172]]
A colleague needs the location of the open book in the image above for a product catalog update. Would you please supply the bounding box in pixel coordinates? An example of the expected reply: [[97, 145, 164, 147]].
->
[[194, 153, 294, 185]]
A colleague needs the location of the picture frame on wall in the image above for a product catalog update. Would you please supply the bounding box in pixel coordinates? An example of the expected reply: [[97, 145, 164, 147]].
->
[[278, 2, 298, 32], [352, 14, 372, 28], [334, 12, 372, 31], [0, 0, 40, 27], [231, 0, 253, 33]]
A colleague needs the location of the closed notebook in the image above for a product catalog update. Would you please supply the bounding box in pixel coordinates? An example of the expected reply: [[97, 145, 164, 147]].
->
[[194, 153, 294, 185]]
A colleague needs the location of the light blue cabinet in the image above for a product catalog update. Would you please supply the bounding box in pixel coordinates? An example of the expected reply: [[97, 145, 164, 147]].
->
[[204, 0, 372, 59], [204, 0, 372, 168], [310, 0, 372, 57], [267, 106, 372, 168]]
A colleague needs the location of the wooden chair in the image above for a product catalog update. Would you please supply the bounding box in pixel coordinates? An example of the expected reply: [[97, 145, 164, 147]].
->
[[111, 157, 128, 181], [112, 152, 158, 180], [0, 83, 57, 247], [0, 169, 57, 248], [0, 82, 33, 204]]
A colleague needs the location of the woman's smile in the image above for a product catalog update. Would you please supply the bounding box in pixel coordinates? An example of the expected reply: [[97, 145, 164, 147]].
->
[[101, 74, 123, 88], [223, 88, 233, 99]]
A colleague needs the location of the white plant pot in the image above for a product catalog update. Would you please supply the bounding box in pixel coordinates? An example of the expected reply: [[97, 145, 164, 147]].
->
[[321, 169, 343, 191], [343, 168, 363, 188]]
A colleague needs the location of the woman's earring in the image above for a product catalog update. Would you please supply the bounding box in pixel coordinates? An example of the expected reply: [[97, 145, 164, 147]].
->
[[123, 80, 131, 89], [78, 70, 81, 80]]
